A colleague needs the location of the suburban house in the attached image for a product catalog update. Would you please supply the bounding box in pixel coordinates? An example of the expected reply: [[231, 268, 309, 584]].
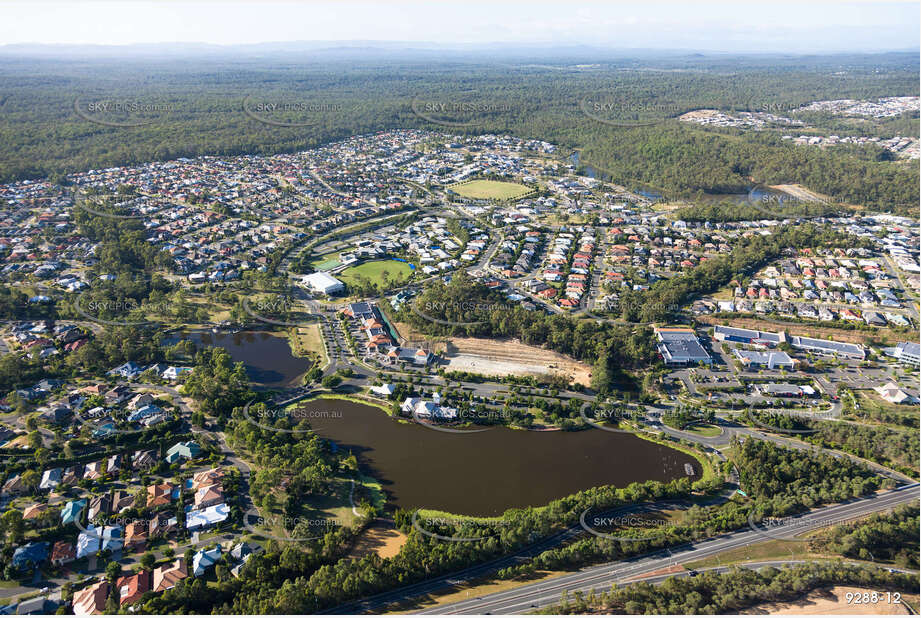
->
[[153, 558, 188, 592], [50, 540, 76, 566], [186, 503, 230, 531], [165, 441, 201, 463], [116, 571, 151, 606], [72, 580, 108, 616], [192, 547, 222, 576]]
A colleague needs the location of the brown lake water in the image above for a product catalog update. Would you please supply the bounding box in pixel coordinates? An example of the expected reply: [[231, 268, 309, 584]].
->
[[182, 330, 311, 387], [303, 398, 700, 517]]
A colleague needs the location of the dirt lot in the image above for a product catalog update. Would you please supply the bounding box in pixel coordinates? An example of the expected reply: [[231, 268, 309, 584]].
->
[[349, 522, 407, 559], [443, 337, 592, 386], [698, 315, 919, 346], [743, 586, 909, 615]]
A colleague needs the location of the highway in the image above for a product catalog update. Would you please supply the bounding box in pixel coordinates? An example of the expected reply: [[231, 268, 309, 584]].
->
[[415, 482, 919, 615], [325, 502, 683, 615]]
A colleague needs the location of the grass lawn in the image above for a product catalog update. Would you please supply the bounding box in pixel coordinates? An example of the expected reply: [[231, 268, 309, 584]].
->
[[685, 538, 815, 569], [449, 179, 532, 201], [849, 389, 919, 429], [257, 476, 361, 541], [339, 259, 413, 286], [682, 422, 723, 437], [356, 473, 386, 512], [290, 323, 327, 366]]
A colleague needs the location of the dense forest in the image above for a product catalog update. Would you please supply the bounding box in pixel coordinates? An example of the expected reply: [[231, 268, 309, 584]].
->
[[0, 51, 917, 214]]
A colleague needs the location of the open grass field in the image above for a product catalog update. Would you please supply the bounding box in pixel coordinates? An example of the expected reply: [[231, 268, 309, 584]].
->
[[449, 179, 533, 201], [339, 259, 414, 285], [289, 323, 327, 367], [258, 476, 360, 541]]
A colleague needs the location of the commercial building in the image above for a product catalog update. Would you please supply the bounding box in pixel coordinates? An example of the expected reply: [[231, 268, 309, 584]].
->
[[789, 335, 865, 360], [733, 349, 795, 370], [757, 383, 816, 397], [655, 327, 712, 365], [714, 325, 785, 347], [891, 341, 920, 367], [302, 272, 345, 295]]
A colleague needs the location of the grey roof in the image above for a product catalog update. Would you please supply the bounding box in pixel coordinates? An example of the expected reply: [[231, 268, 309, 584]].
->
[[734, 350, 794, 366], [657, 339, 710, 363], [758, 383, 803, 395], [790, 336, 865, 357], [714, 325, 783, 343]]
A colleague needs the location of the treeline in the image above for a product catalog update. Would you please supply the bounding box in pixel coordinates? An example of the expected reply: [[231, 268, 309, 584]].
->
[[73, 191, 173, 273], [397, 271, 657, 392], [736, 438, 884, 511], [675, 198, 843, 222], [809, 502, 919, 568], [539, 562, 919, 615], [580, 122, 919, 216], [182, 347, 254, 418], [221, 476, 704, 613], [804, 422, 919, 479]]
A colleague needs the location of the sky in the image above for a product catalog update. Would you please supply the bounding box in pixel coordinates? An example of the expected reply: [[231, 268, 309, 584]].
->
[[0, 0, 918, 53]]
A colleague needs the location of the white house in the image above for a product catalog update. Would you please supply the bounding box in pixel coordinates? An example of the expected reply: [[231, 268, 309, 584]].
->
[[370, 384, 396, 397], [186, 503, 230, 531], [192, 546, 222, 577]]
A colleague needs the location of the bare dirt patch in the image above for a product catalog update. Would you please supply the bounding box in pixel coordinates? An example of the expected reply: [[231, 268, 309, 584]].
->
[[443, 337, 592, 386], [349, 522, 407, 559], [769, 184, 833, 204], [626, 563, 686, 581], [743, 586, 909, 615]]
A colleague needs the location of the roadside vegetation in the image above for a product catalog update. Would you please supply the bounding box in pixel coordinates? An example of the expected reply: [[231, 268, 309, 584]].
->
[[537, 562, 918, 615]]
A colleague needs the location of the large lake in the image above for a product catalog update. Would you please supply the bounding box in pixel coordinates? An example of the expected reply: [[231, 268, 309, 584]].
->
[[302, 398, 700, 517]]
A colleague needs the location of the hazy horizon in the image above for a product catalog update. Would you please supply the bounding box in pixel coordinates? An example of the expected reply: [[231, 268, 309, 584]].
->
[[1, 1, 918, 54]]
